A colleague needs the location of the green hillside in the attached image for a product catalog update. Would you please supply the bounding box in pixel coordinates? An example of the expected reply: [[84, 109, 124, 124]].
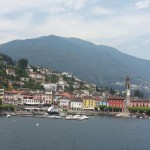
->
[[0, 35, 150, 85]]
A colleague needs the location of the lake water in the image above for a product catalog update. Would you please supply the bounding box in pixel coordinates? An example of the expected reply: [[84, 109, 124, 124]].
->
[[0, 116, 150, 150]]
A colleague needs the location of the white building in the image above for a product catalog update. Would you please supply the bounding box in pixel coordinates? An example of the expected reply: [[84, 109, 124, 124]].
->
[[3, 90, 24, 105], [71, 99, 83, 110], [61, 72, 73, 78], [57, 78, 68, 89], [42, 83, 57, 91], [59, 98, 71, 109], [34, 91, 53, 105], [0, 89, 4, 100], [6, 69, 16, 76], [3, 90, 53, 106], [29, 72, 45, 81]]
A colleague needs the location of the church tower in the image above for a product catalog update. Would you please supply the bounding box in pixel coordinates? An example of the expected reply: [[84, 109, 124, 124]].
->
[[125, 76, 130, 109]]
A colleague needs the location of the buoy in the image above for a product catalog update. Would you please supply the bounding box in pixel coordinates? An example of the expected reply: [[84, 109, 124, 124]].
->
[[36, 123, 39, 126]]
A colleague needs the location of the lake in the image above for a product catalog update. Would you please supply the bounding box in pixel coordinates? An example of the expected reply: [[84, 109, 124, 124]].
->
[[0, 116, 150, 150]]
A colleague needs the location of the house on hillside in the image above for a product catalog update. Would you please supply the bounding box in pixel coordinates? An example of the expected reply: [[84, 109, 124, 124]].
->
[[29, 72, 45, 81], [42, 83, 57, 92], [61, 72, 73, 78], [6, 69, 16, 76], [57, 78, 68, 89]]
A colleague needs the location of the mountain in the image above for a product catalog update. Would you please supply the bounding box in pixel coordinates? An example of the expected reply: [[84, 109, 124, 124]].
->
[[0, 35, 150, 86]]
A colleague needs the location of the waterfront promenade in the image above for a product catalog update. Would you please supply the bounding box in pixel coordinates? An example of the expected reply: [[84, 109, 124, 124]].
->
[[2, 110, 118, 117]]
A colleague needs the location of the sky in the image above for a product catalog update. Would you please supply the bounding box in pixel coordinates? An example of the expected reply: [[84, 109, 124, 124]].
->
[[0, 0, 150, 60]]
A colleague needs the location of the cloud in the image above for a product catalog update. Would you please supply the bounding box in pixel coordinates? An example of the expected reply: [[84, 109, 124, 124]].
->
[[135, 0, 150, 9], [0, 0, 150, 59], [92, 6, 113, 16], [0, 0, 86, 15], [63, 0, 86, 10]]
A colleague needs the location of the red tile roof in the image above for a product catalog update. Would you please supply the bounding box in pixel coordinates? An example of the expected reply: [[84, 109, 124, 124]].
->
[[108, 95, 124, 100]]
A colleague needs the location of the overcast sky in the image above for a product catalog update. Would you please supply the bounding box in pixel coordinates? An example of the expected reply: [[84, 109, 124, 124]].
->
[[0, 0, 150, 60]]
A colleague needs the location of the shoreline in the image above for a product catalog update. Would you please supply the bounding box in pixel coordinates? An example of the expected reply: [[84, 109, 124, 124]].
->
[[1, 110, 122, 118], [1, 110, 149, 119]]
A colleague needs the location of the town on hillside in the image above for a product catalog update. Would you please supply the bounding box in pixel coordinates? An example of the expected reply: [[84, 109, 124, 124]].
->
[[0, 53, 150, 118]]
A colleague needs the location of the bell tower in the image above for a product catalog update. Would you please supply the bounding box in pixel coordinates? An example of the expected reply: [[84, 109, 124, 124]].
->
[[125, 76, 130, 109]]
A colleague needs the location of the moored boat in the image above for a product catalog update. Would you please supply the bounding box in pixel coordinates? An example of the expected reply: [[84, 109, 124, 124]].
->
[[81, 115, 89, 119], [48, 115, 62, 119], [65, 115, 88, 120], [7, 114, 11, 118]]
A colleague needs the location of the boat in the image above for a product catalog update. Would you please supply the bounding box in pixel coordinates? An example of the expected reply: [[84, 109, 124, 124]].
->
[[73, 115, 80, 119], [47, 107, 60, 115], [65, 115, 88, 120], [65, 115, 75, 120], [7, 114, 11, 118], [48, 115, 62, 119], [81, 115, 89, 119], [116, 113, 123, 117]]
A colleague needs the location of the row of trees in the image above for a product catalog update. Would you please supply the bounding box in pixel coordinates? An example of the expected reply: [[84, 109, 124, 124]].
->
[[96, 106, 150, 115], [0, 98, 15, 112], [95, 105, 122, 112], [129, 107, 150, 116]]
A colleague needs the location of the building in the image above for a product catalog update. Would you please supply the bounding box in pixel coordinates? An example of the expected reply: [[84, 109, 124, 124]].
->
[[100, 101, 108, 107], [22, 94, 35, 105], [42, 83, 57, 91], [108, 95, 124, 110], [34, 91, 53, 105], [59, 98, 71, 110], [0, 89, 4, 101], [130, 98, 150, 107], [61, 72, 73, 78], [3, 90, 25, 105], [29, 72, 45, 81], [94, 97, 101, 108], [6, 69, 16, 76], [57, 78, 68, 90], [71, 99, 83, 110], [82, 96, 96, 110]]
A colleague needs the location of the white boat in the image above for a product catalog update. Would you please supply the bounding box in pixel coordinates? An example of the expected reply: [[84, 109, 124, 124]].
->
[[116, 113, 123, 117], [81, 115, 89, 119], [48, 115, 62, 119], [65, 115, 74, 120], [7, 114, 11, 118], [65, 115, 88, 120], [73, 115, 80, 119]]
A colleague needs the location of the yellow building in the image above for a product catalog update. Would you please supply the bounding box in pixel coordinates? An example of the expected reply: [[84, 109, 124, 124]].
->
[[0, 89, 4, 103], [82, 96, 96, 110]]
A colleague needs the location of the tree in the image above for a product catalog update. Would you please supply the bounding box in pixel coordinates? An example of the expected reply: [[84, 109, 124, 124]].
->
[[134, 89, 144, 98], [15, 67, 28, 78], [0, 98, 2, 105], [110, 88, 115, 95], [0, 54, 3, 66], [18, 58, 28, 69]]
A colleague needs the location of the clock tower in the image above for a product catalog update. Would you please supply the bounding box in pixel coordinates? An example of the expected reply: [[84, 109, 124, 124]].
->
[[125, 76, 130, 110]]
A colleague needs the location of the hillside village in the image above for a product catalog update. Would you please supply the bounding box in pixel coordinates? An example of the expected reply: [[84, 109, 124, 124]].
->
[[1, 53, 150, 116]]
